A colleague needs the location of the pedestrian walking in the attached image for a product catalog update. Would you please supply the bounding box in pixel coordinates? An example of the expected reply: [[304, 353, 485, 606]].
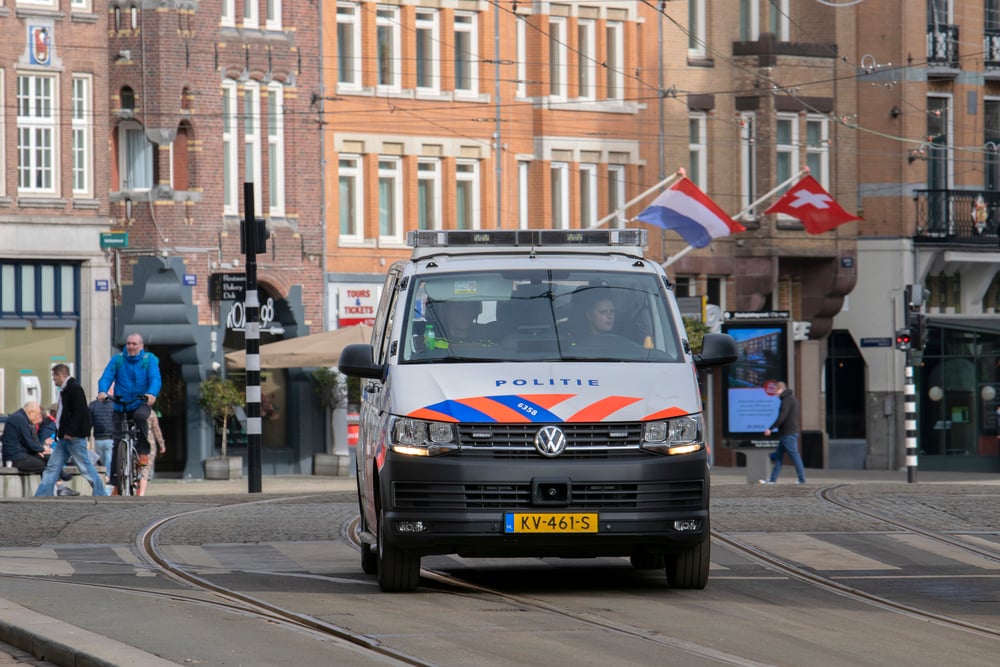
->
[[760, 381, 807, 485], [89, 393, 115, 482]]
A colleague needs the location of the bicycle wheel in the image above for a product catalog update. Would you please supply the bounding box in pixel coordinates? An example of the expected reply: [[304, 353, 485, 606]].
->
[[116, 439, 134, 497]]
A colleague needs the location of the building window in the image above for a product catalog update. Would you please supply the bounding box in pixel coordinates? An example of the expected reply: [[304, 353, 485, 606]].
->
[[607, 164, 626, 228], [605, 21, 624, 101], [71, 0, 92, 11], [688, 0, 706, 58], [417, 159, 441, 230], [378, 157, 402, 242], [221, 0, 235, 27], [72, 75, 92, 197], [119, 120, 153, 191], [222, 80, 238, 214], [985, 99, 1000, 191], [549, 17, 566, 100], [769, 0, 789, 42], [516, 18, 527, 98], [740, 111, 757, 214], [0, 69, 5, 197], [456, 160, 480, 230], [244, 81, 262, 212], [775, 113, 798, 193], [415, 9, 439, 92], [453, 12, 478, 95], [577, 19, 596, 100], [518, 160, 530, 229], [0, 263, 78, 317], [17, 74, 56, 194], [806, 115, 829, 188], [243, 0, 258, 28], [376, 6, 401, 91], [550, 162, 569, 229], [339, 155, 363, 241], [739, 0, 759, 41], [689, 112, 707, 190], [579, 164, 598, 228], [265, 0, 281, 30], [267, 82, 285, 217], [337, 3, 361, 88]]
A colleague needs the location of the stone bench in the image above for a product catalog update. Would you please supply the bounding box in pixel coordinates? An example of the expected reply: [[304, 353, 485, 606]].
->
[[0, 467, 41, 498], [63, 465, 108, 495], [734, 447, 776, 484]]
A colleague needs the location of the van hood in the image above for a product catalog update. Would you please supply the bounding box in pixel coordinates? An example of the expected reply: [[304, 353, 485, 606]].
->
[[389, 363, 701, 423]]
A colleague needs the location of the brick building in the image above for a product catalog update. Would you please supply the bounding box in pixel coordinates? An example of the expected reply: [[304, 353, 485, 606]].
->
[[0, 1, 113, 421], [105, 0, 323, 477]]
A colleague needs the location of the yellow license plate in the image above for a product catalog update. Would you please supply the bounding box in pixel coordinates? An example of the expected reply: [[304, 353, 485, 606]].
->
[[504, 513, 598, 533]]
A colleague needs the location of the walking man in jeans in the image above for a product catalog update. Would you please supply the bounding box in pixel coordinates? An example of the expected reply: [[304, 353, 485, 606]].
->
[[760, 381, 807, 485], [36, 364, 109, 497]]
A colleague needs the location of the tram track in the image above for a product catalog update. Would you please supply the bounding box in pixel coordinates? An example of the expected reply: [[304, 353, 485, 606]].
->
[[711, 484, 1000, 642]]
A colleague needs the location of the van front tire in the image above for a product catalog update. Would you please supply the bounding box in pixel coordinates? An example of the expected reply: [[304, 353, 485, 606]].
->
[[377, 507, 420, 592], [664, 538, 710, 589]]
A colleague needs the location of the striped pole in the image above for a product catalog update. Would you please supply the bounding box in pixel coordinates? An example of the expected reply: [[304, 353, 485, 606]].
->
[[904, 356, 917, 483], [243, 182, 262, 494]]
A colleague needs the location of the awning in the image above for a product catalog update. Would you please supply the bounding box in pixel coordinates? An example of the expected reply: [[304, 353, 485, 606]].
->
[[224, 324, 373, 369]]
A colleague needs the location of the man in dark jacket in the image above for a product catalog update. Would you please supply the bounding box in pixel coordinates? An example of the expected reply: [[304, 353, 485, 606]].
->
[[35, 365, 108, 497], [760, 381, 807, 484], [89, 395, 115, 480], [1, 402, 48, 472]]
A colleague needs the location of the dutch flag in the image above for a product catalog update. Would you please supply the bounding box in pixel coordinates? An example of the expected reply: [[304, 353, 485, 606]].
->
[[636, 177, 745, 248]]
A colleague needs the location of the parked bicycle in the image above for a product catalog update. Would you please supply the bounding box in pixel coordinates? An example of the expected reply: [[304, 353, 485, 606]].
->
[[105, 395, 142, 497]]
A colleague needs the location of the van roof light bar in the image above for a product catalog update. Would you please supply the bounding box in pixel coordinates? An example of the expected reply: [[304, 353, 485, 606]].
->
[[407, 229, 647, 249]]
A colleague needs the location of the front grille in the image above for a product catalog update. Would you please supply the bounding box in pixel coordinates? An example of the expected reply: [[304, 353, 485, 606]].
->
[[457, 422, 645, 459], [393, 479, 705, 511]]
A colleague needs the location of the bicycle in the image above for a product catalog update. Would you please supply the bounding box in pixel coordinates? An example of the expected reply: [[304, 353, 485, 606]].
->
[[106, 396, 143, 497]]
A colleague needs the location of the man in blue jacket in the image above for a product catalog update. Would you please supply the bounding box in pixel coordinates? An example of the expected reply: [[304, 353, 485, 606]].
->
[[1, 401, 47, 472], [97, 333, 161, 493]]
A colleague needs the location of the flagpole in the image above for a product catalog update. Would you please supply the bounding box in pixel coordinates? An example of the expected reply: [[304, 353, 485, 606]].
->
[[659, 168, 809, 269], [589, 170, 683, 229]]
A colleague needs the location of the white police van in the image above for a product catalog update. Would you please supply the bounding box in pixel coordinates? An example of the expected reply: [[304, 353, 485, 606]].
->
[[338, 229, 737, 591]]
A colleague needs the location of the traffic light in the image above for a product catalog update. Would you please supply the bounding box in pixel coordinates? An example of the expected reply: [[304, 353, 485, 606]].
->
[[904, 284, 931, 351], [895, 328, 912, 351], [910, 313, 928, 350]]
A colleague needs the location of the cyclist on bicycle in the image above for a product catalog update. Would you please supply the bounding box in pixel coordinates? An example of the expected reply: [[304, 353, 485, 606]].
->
[[97, 332, 161, 495]]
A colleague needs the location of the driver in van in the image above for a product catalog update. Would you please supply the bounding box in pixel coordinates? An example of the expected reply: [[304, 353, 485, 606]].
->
[[424, 300, 493, 349]]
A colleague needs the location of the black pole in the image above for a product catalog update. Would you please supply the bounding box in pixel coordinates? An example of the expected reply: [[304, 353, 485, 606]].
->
[[904, 352, 917, 483], [243, 182, 263, 493]]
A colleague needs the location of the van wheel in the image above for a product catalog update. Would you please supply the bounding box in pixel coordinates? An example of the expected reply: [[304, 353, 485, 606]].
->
[[664, 538, 710, 589], [376, 507, 420, 592], [360, 541, 378, 575]]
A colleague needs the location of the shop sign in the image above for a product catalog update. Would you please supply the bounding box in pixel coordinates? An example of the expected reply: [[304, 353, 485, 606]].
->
[[210, 273, 246, 301], [338, 284, 378, 326], [100, 232, 128, 248], [226, 297, 283, 334]]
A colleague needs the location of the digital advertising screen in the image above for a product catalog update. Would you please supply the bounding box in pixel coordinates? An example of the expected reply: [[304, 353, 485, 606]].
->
[[721, 322, 789, 439]]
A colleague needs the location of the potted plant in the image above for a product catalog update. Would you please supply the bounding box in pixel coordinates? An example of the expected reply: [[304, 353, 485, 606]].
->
[[311, 366, 349, 476], [198, 376, 246, 480]]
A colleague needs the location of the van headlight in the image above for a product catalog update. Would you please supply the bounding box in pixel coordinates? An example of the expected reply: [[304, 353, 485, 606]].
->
[[641, 415, 703, 455], [390, 417, 459, 456]]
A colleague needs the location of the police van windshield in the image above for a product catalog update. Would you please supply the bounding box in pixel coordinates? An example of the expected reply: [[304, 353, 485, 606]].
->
[[400, 270, 683, 363]]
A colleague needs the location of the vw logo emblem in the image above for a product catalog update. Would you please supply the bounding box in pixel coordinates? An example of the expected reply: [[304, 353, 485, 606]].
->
[[534, 425, 567, 458]]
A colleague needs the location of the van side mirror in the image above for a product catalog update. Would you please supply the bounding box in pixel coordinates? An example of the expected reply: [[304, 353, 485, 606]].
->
[[694, 333, 738, 369], [338, 344, 383, 379]]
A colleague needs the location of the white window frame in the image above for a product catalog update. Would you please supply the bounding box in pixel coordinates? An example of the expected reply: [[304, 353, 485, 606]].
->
[[689, 112, 707, 191], [453, 11, 478, 96], [376, 6, 401, 92], [243, 0, 259, 29], [18, 0, 57, 7], [775, 112, 799, 197], [265, 0, 282, 31], [415, 8, 440, 93], [805, 114, 829, 189], [71, 0, 92, 12], [17, 74, 57, 195], [516, 18, 527, 98], [548, 17, 567, 101], [518, 160, 530, 229], [339, 155, 364, 242], [336, 2, 362, 90], [579, 163, 598, 228], [577, 19, 596, 101], [739, 111, 757, 214], [739, 0, 760, 41], [607, 164, 626, 228], [72, 74, 93, 197], [118, 120, 153, 191], [769, 0, 789, 42], [550, 162, 570, 229], [267, 82, 285, 217], [221, 0, 235, 27], [417, 158, 442, 230], [455, 159, 480, 230], [378, 157, 403, 243], [688, 0, 706, 58], [243, 80, 262, 212], [222, 80, 239, 214], [605, 21, 624, 101]]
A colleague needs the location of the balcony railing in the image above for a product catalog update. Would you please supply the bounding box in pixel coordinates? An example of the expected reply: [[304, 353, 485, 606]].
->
[[927, 24, 959, 69], [986, 29, 1000, 70], [914, 189, 1000, 244]]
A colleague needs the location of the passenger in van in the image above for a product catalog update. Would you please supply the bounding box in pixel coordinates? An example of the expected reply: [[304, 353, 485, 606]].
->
[[424, 300, 494, 349], [570, 289, 618, 340]]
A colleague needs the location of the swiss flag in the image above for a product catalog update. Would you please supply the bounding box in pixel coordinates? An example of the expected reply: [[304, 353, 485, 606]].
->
[[764, 175, 861, 234]]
